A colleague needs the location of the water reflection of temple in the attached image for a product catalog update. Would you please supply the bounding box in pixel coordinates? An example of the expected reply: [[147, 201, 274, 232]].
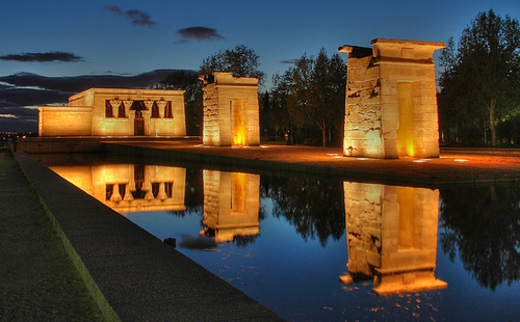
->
[[201, 170, 260, 242], [50, 164, 186, 213], [341, 182, 447, 295]]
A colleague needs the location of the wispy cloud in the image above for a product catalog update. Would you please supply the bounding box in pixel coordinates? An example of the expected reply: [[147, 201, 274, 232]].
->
[[104, 5, 157, 27], [0, 52, 84, 63], [279, 59, 299, 65], [176, 27, 225, 43]]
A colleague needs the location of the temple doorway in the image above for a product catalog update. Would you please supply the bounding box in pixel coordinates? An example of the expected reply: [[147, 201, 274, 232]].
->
[[396, 82, 414, 157], [231, 99, 247, 146], [134, 110, 144, 135]]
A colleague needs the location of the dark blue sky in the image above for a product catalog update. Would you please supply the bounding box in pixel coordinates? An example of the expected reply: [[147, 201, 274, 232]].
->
[[0, 0, 519, 132], [2, 0, 519, 79]]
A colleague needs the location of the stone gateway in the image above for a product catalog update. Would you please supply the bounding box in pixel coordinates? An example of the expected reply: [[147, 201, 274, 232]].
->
[[339, 39, 445, 159], [200, 72, 260, 147]]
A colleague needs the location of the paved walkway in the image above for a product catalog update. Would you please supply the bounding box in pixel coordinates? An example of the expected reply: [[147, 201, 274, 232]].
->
[[0, 151, 104, 320], [106, 141, 520, 187], [1, 150, 282, 321]]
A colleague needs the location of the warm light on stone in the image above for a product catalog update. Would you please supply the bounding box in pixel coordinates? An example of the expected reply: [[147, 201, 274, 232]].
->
[[201, 170, 260, 242], [341, 182, 447, 295], [50, 164, 186, 213], [200, 72, 260, 147], [39, 88, 186, 137], [339, 39, 445, 159]]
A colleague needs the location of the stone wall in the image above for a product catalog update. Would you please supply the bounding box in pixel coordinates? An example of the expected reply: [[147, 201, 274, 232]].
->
[[340, 39, 444, 158], [39, 107, 93, 136], [201, 72, 260, 146]]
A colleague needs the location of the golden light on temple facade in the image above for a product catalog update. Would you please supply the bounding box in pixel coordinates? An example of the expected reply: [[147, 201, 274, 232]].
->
[[339, 39, 445, 159], [200, 73, 260, 147], [341, 182, 447, 295], [39, 88, 186, 137]]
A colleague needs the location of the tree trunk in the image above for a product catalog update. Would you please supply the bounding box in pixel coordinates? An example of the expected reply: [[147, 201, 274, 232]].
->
[[318, 120, 327, 147], [489, 99, 496, 147]]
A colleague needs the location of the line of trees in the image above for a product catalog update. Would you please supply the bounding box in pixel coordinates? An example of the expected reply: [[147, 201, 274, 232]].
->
[[157, 9, 520, 148], [154, 45, 347, 146], [438, 9, 520, 146], [264, 49, 346, 147]]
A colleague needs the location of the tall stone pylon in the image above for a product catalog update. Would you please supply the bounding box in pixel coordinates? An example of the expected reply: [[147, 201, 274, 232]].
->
[[339, 39, 445, 159], [200, 72, 260, 147]]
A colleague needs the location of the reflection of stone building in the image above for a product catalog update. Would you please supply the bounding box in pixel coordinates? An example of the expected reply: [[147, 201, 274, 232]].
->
[[341, 182, 447, 295], [201, 170, 260, 242], [39, 88, 186, 137], [339, 39, 445, 158], [50, 164, 186, 213], [200, 72, 260, 147]]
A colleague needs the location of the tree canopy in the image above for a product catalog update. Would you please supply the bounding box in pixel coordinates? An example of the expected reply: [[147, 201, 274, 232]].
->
[[267, 49, 346, 146], [152, 70, 203, 136], [438, 9, 520, 146], [199, 44, 265, 84]]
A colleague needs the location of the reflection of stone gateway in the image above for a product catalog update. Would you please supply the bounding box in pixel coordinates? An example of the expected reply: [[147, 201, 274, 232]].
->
[[339, 39, 445, 159], [341, 182, 447, 295], [201, 170, 260, 242]]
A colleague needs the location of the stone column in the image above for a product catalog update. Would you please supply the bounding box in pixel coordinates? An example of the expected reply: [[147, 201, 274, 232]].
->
[[156, 101, 167, 118], [123, 100, 133, 117]]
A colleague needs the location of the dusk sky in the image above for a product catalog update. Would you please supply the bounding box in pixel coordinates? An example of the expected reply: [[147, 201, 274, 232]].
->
[[1, 0, 519, 132]]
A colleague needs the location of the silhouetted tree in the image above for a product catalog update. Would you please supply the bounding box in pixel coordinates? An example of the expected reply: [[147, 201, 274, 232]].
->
[[266, 72, 293, 142], [199, 44, 265, 84], [153, 70, 203, 136], [438, 10, 520, 146], [439, 184, 520, 290], [273, 49, 346, 146]]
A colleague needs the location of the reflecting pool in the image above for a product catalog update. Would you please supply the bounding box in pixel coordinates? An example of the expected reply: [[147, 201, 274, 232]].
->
[[46, 158, 520, 321]]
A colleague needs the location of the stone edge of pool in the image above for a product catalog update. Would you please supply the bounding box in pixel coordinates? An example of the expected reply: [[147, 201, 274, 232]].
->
[[13, 151, 283, 321]]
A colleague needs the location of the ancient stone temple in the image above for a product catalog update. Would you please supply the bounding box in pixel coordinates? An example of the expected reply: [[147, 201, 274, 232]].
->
[[39, 88, 186, 137], [201, 170, 260, 243], [200, 72, 260, 146], [340, 182, 447, 295], [339, 39, 445, 158]]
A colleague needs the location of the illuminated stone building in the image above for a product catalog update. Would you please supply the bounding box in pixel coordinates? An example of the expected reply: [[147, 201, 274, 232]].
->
[[39, 88, 186, 137], [200, 72, 260, 146], [341, 182, 447, 295], [50, 164, 186, 213], [339, 39, 445, 158], [201, 170, 260, 242]]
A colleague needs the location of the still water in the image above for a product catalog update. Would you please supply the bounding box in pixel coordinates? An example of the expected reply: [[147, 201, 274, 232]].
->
[[46, 159, 520, 321]]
